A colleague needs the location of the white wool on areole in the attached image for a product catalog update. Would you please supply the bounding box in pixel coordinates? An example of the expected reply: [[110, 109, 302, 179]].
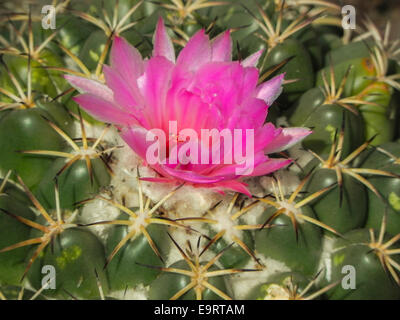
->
[[109, 143, 152, 208], [288, 143, 314, 173], [141, 182, 223, 218], [79, 197, 121, 243], [109, 284, 149, 300], [229, 255, 291, 300], [319, 235, 336, 284], [240, 201, 266, 226], [260, 169, 301, 196], [211, 202, 243, 242], [110, 142, 144, 180]]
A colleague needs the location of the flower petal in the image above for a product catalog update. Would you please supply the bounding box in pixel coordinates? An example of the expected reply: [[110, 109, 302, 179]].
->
[[103, 65, 140, 109], [153, 17, 175, 63], [64, 75, 113, 102], [264, 127, 312, 154], [121, 126, 156, 160], [110, 36, 144, 87], [211, 30, 231, 62], [161, 166, 226, 184], [214, 180, 251, 197], [241, 49, 264, 67], [176, 29, 211, 71], [73, 94, 135, 125], [256, 73, 285, 106], [140, 177, 174, 183], [249, 158, 292, 176], [139, 56, 175, 128], [208, 152, 281, 177]]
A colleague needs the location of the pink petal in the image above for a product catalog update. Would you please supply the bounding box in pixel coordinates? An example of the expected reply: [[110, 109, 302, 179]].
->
[[121, 126, 157, 160], [110, 36, 144, 87], [189, 62, 247, 120], [139, 56, 174, 128], [161, 165, 226, 184], [211, 30, 231, 62], [256, 73, 285, 106], [165, 85, 214, 135], [176, 29, 211, 71], [264, 127, 312, 154], [208, 152, 285, 178], [73, 94, 135, 125], [140, 177, 173, 183], [233, 96, 267, 129], [253, 123, 281, 153], [249, 158, 292, 176], [103, 65, 139, 109], [238, 67, 259, 105], [64, 75, 113, 102], [153, 17, 175, 63], [214, 180, 251, 197], [241, 49, 264, 67]]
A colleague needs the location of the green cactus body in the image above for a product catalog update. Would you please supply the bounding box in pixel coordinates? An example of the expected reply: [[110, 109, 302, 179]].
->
[[358, 142, 400, 235], [28, 228, 109, 299], [265, 39, 314, 94], [326, 229, 400, 300], [36, 157, 110, 211], [106, 214, 170, 290], [255, 205, 322, 276], [0, 183, 36, 285], [0, 101, 74, 188], [304, 164, 368, 234]]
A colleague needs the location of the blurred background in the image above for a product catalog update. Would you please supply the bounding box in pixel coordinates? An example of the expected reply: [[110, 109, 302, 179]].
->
[[2, 1, 399, 18], [341, 0, 400, 40], [2, 0, 399, 35]]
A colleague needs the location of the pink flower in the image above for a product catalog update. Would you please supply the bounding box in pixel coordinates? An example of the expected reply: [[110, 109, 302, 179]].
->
[[66, 18, 311, 196]]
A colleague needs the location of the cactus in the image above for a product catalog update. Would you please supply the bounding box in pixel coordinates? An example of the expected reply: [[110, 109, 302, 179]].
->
[[0, 0, 400, 301]]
